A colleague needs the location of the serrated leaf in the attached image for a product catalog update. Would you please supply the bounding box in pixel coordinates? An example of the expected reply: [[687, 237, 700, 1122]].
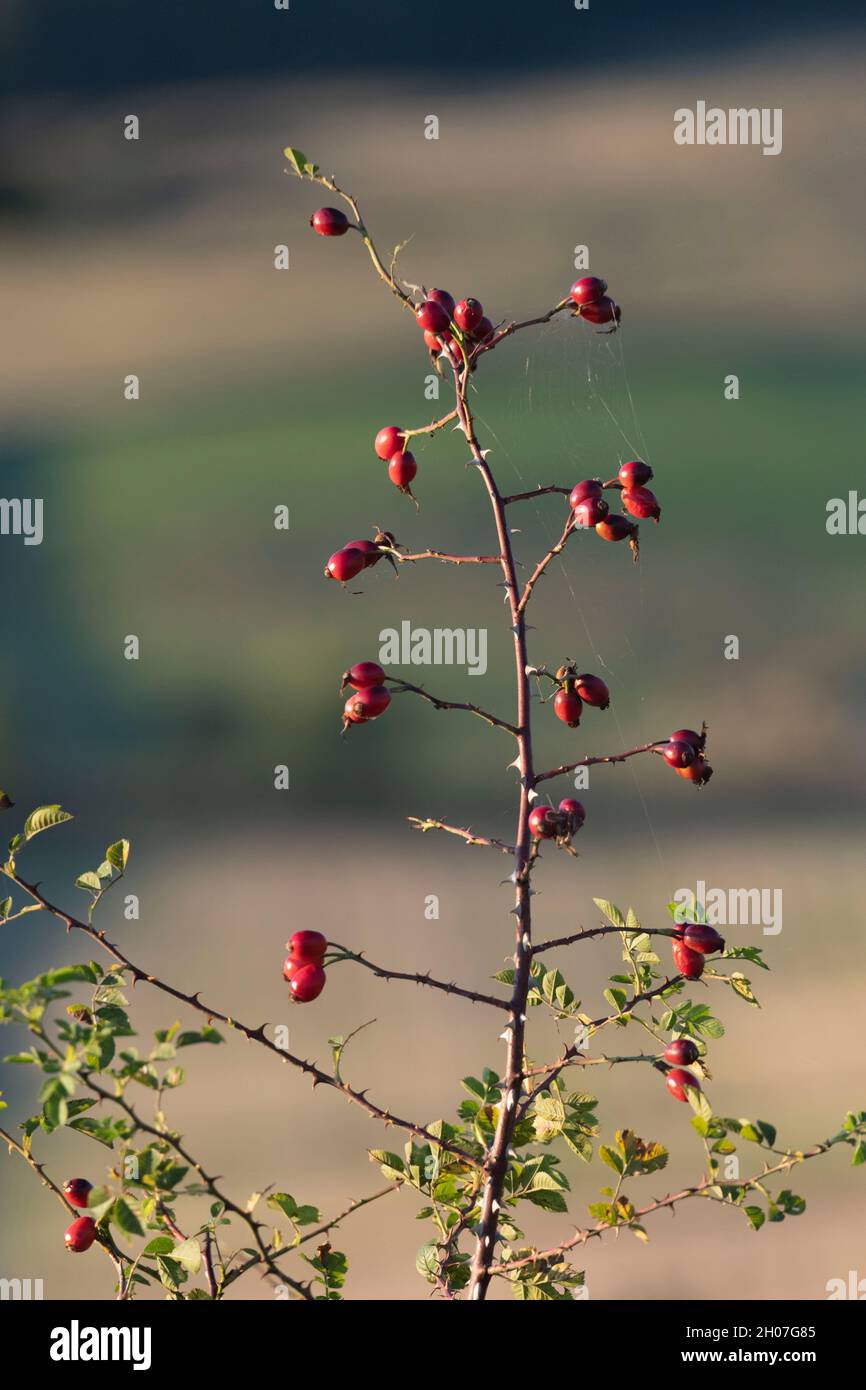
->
[[111, 1197, 144, 1238], [730, 973, 760, 1006], [0, 897, 12, 920], [143, 1236, 175, 1256], [24, 805, 73, 840], [283, 146, 307, 174], [75, 872, 102, 894], [106, 840, 130, 871], [593, 898, 625, 929], [171, 1238, 202, 1274]]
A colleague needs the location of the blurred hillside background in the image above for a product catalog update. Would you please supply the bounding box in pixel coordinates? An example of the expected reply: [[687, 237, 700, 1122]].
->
[[1, 1, 865, 1300]]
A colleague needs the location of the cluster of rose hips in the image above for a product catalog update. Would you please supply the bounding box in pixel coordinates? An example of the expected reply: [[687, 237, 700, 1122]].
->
[[341, 660, 391, 730], [569, 275, 621, 329], [528, 798, 586, 843], [325, 530, 395, 585], [416, 288, 495, 371], [670, 920, 725, 982], [373, 425, 418, 497], [62, 1177, 97, 1252], [658, 726, 713, 786], [662, 1037, 704, 1103], [283, 929, 328, 1003], [569, 459, 660, 552], [552, 663, 610, 729]]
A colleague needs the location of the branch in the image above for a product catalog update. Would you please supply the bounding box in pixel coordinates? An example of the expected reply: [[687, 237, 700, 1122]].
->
[[383, 547, 500, 566], [475, 298, 572, 359], [488, 1133, 846, 1276], [517, 512, 577, 614], [502, 486, 572, 505], [327, 943, 510, 1012], [390, 679, 520, 736], [533, 924, 680, 954], [5, 873, 483, 1172], [534, 740, 666, 785], [407, 817, 516, 855]]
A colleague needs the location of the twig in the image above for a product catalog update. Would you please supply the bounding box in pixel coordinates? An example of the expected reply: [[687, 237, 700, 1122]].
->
[[327, 943, 510, 1012], [407, 818, 516, 854], [390, 679, 520, 736]]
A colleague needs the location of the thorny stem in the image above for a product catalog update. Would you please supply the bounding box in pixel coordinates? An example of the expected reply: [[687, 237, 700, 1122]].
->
[[389, 678, 520, 736], [327, 943, 510, 1011], [4, 871, 483, 1172], [487, 1134, 845, 1275], [406, 818, 516, 854]]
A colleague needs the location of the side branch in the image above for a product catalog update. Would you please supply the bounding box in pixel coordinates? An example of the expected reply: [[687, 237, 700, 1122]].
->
[[407, 818, 516, 855], [390, 680, 520, 736], [6, 874, 483, 1171], [535, 740, 666, 784], [517, 513, 577, 613], [502, 485, 572, 505], [327, 943, 511, 1011]]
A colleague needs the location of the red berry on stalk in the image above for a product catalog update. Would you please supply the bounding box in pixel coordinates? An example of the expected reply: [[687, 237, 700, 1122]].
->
[[554, 686, 583, 728], [345, 660, 386, 690], [290, 963, 326, 1003], [65, 1216, 98, 1253], [287, 929, 328, 962], [663, 739, 696, 769], [574, 674, 610, 709], [572, 495, 609, 528], [681, 923, 725, 955], [673, 940, 705, 979], [345, 685, 391, 723], [345, 539, 381, 568], [558, 798, 586, 830], [663, 1038, 700, 1066], [671, 728, 705, 753], [311, 207, 350, 237], [569, 479, 604, 508], [595, 514, 635, 543], [528, 806, 559, 839], [666, 1068, 701, 1102], [388, 451, 417, 490], [283, 957, 298, 982], [427, 288, 456, 318], [63, 1178, 93, 1209], [580, 297, 620, 325], [374, 426, 406, 460], [416, 300, 451, 335], [676, 756, 713, 785], [454, 298, 484, 333], [472, 315, 495, 344], [423, 330, 443, 356], [326, 547, 366, 583], [622, 486, 661, 522], [570, 276, 608, 307], [618, 460, 653, 489]]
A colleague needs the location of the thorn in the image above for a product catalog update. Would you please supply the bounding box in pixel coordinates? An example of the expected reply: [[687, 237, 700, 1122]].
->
[[527, 789, 539, 803], [505, 756, 522, 771]]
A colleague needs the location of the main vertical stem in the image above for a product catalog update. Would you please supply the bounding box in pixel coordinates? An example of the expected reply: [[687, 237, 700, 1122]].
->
[[454, 379, 535, 1302]]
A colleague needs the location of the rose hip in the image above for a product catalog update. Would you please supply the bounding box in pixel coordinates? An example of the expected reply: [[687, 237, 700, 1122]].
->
[[595, 515, 635, 542], [663, 1038, 700, 1066], [666, 1068, 701, 1102], [676, 756, 713, 786], [344, 661, 386, 689], [388, 451, 417, 490], [326, 548, 366, 583], [673, 940, 705, 979], [618, 460, 653, 489], [574, 674, 610, 709], [287, 929, 328, 962], [454, 298, 484, 333], [572, 495, 609, 528], [681, 923, 725, 955], [622, 486, 661, 522], [663, 740, 696, 769], [570, 479, 604, 508], [569, 276, 608, 306], [311, 207, 350, 237], [374, 426, 406, 460], [416, 300, 451, 335], [528, 806, 559, 839], [554, 686, 583, 727], [290, 963, 327, 1003]]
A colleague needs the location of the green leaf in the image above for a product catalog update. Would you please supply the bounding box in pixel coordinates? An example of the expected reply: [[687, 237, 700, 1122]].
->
[[0, 897, 12, 921], [24, 805, 73, 840], [852, 1139, 866, 1167], [171, 1238, 202, 1274], [368, 1150, 406, 1182], [75, 872, 102, 894], [729, 973, 760, 1006], [176, 1026, 224, 1047], [416, 1242, 440, 1281], [111, 1197, 144, 1238], [603, 987, 627, 1014], [106, 840, 130, 871], [599, 1144, 624, 1174], [143, 1236, 175, 1256], [283, 146, 307, 174], [744, 1205, 765, 1231], [593, 899, 625, 929]]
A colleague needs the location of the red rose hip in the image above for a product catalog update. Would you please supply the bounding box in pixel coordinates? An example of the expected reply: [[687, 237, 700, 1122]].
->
[[676, 756, 713, 785], [374, 426, 406, 460], [622, 486, 661, 522], [345, 539, 382, 568], [388, 451, 417, 490], [427, 288, 456, 318], [65, 1216, 98, 1252], [345, 660, 386, 690], [574, 674, 610, 709], [63, 1178, 93, 1209], [681, 923, 725, 955], [311, 207, 350, 237], [326, 547, 366, 583], [572, 495, 609, 528], [580, 297, 620, 325], [287, 929, 328, 962], [618, 460, 653, 488], [558, 798, 586, 830], [528, 806, 559, 839], [345, 685, 391, 723], [569, 479, 604, 508], [663, 1038, 700, 1066], [665, 1068, 701, 1102], [670, 728, 705, 754], [673, 940, 705, 979], [416, 300, 451, 335], [554, 687, 583, 728], [454, 298, 484, 334], [595, 515, 635, 543], [663, 740, 696, 769], [570, 276, 608, 306], [290, 963, 326, 1003]]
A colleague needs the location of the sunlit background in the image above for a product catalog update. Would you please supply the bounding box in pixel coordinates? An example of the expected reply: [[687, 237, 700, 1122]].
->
[[1, 1, 865, 1301]]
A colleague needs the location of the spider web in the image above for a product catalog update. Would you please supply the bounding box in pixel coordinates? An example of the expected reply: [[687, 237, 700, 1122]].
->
[[470, 314, 667, 870]]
